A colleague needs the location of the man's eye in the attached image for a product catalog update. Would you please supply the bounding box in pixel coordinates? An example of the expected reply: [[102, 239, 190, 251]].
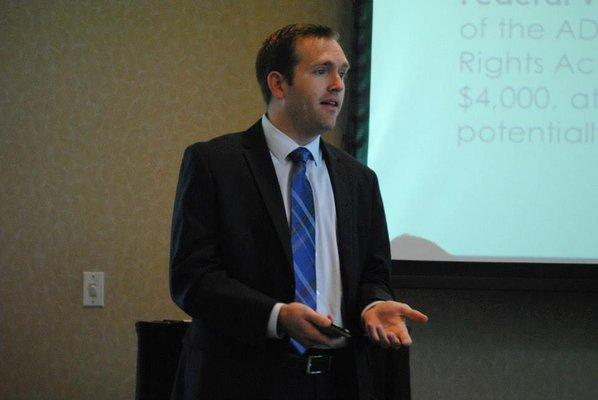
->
[[315, 69, 327, 75]]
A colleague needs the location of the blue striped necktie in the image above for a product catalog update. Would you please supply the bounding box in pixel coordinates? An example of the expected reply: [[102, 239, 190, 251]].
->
[[288, 147, 317, 354]]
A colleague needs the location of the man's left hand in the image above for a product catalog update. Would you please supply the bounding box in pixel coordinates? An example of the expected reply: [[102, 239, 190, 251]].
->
[[363, 301, 428, 349]]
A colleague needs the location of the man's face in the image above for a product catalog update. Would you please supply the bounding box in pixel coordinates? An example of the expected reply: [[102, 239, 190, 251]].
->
[[281, 36, 349, 138]]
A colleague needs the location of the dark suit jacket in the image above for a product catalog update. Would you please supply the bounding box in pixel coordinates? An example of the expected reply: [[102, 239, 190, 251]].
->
[[169, 120, 395, 400]]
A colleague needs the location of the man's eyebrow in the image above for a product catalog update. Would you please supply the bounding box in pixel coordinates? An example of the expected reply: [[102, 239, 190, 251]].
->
[[312, 61, 351, 69]]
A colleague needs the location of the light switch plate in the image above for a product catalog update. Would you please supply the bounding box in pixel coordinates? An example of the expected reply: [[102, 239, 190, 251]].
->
[[83, 271, 104, 307]]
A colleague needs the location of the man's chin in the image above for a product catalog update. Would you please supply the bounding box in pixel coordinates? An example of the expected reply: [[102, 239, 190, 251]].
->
[[307, 115, 338, 135], [320, 118, 337, 133]]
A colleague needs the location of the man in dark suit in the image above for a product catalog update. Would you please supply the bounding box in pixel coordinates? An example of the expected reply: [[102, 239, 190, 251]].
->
[[169, 24, 428, 400]]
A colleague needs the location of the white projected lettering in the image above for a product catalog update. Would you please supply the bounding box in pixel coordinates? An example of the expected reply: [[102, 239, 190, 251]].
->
[[456, 14, 596, 147], [556, 18, 598, 39], [369, 1, 597, 262], [457, 121, 596, 145], [461, 0, 593, 6], [460, 52, 545, 78]]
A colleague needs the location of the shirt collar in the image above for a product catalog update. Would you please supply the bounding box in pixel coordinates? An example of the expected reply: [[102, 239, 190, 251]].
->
[[261, 114, 321, 166]]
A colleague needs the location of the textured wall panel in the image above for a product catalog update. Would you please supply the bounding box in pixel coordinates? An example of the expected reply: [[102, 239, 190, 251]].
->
[[399, 289, 598, 400], [0, 1, 352, 399]]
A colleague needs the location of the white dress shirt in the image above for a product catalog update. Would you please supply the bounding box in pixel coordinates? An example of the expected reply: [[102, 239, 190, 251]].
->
[[261, 115, 347, 347]]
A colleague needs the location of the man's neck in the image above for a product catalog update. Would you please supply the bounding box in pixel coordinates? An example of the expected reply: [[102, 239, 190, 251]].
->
[[265, 111, 319, 146]]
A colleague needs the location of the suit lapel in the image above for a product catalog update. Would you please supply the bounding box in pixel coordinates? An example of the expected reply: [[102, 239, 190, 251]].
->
[[321, 142, 356, 302], [242, 121, 293, 269]]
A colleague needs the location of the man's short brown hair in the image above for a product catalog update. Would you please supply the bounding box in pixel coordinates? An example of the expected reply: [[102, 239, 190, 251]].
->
[[255, 23, 339, 104]]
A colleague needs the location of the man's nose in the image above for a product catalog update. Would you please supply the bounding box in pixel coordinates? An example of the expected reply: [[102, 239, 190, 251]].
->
[[328, 73, 344, 92]]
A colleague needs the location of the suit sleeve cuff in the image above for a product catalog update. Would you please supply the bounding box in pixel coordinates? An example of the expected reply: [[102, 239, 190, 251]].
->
[[267, 302, 285, 338]]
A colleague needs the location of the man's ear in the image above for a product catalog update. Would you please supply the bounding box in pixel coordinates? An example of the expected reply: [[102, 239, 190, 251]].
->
[[267, 71, 287, 100]]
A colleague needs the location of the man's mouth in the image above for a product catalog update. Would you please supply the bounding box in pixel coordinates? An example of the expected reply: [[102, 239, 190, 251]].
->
[[320, 100, 339, 108]]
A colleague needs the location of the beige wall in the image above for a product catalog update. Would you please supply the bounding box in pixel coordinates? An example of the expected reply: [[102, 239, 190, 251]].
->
[[0, 2, 353, 399]]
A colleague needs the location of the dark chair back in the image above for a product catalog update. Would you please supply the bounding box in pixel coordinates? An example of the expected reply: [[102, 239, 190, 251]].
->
[[135, 321, 189, 400], [135, 320, 411, 400]]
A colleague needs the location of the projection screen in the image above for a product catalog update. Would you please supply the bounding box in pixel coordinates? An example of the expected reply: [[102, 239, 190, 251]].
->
[[367, 0, 597, 264]]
